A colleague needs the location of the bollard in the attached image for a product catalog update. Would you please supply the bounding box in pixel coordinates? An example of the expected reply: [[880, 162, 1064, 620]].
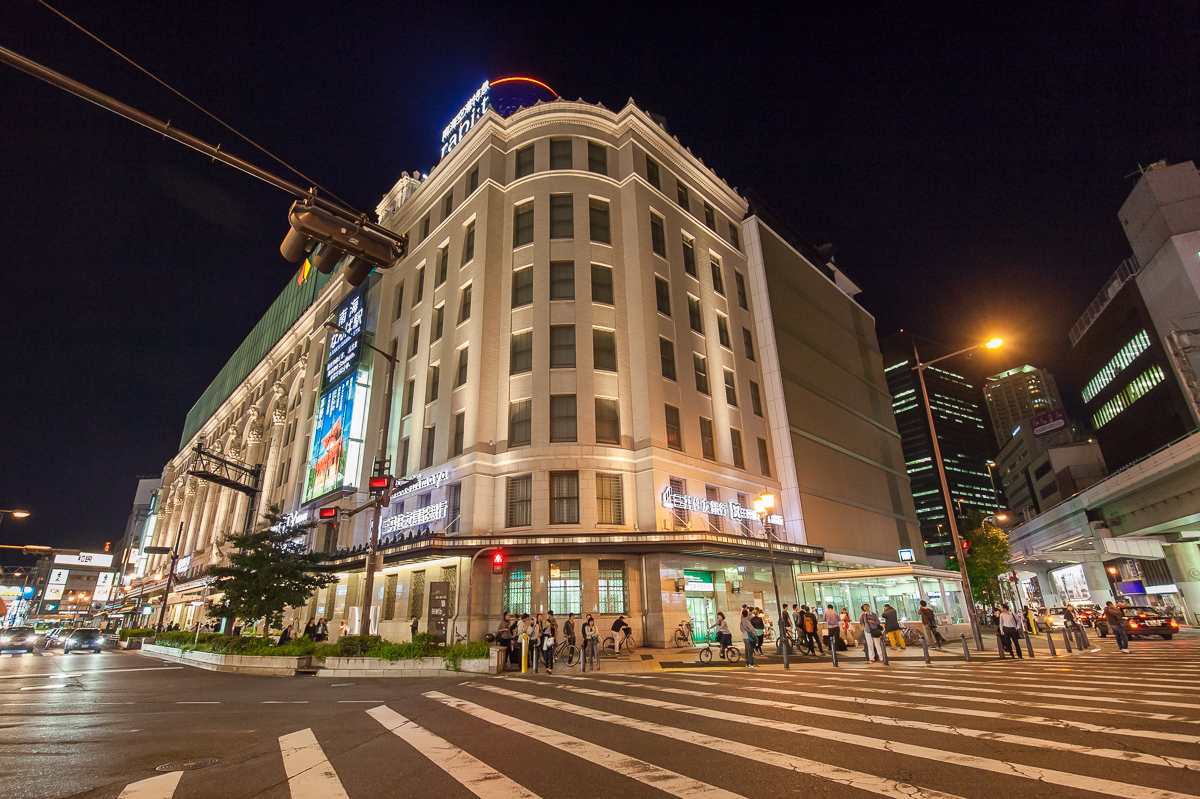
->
[[920, 634, 931, 665], [1062, 628, 1073, 653], [1023, 628, 1035, 658], [1078, 625, 1090, 648], [960, 634, 971, 662], [521, 633, 529, 674], [880, 639, 889, 666], [830, 639, 839, 667], [1046, 629, 1058, 657], [996, 630, 1006, 659]]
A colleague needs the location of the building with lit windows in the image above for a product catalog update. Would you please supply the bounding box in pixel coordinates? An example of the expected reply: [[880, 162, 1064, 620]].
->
[[983, 365, 1063, 449], [144, 81, 962, 644], [881, 333, 999, 566]]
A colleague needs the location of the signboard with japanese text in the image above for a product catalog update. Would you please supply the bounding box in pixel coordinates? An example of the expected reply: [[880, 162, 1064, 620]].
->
[[322, 286, 366, 391], [92, 572, 115, 603], [54, 552, 114, 568], [1031, 408, 1068, 439]]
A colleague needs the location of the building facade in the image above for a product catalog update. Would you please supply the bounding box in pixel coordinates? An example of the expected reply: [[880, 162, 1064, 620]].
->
[[982, 365, 1063, 449]]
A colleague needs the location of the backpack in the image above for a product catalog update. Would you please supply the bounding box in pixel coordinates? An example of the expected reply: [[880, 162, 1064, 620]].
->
[[803, 616, 815, 633]]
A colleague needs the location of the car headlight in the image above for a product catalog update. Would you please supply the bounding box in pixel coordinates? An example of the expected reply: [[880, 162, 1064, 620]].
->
[[0, 636, 11, 643]]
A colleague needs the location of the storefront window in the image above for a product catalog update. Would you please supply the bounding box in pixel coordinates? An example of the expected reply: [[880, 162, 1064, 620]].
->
[[548, 560, 582, 615], [919, 578, 947, 623], [940, 579, 967, 624], [597, 560, 628, 614], [504, 562, 532, 616]]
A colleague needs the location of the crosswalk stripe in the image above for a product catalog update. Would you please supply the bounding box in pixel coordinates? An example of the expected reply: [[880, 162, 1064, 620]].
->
[[366, 705, 542, 798], [278, 728, 350, 799], [994, 668, 1200, 687], [466, 681, 968, 799], [588, 674, 1200, 745], [817, 675, 1200, 709], [117, 771, 181, 799], [424, 690, 743, 799], [538, 678, 1199, 799]]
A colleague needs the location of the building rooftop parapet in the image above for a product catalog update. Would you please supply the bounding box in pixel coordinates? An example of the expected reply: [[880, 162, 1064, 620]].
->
[[1070, 256, 1142, 346]]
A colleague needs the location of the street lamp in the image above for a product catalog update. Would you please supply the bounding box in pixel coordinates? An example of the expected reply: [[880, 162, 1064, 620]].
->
[[912, 335, 1004, 651], [0, 509, 30, 529], [752, 493, 789, 669]]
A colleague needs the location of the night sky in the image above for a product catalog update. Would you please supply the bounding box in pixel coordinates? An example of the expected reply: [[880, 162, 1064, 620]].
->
[[1, 3, 1197, 558]]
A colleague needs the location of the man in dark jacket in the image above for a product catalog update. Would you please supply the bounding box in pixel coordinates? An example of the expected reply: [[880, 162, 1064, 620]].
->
[[882, 604, 905, 650]]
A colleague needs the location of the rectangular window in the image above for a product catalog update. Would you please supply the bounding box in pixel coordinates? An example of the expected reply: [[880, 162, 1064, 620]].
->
[[597, 474, 624, 525], [677, 181, 690, 210], [694, 354, 709, 395], [659, 337, 677, 380], [730, 429, 745, 469], [513, 201, 534, 247], [704, 202, 716, 231], [399, 438, 410, 477], [665, 405, 683, 451], [468, 167, 479, 193], [682, 235, 697, 277], [455, 348, 469, 387], [593, 328, 617, 372], [597, 560, 628, 614], [550, 260, 575, 299], [452, 412, 465, 457], [591, 264, 614, 305], [436, 246, 448, 286], [587, 141, 607, 175], [710, 257, 725, 295], [645, 155, 660, 189], [403, 378, 415, 416], [706, 485, 724, 532], [427, 364, 440, 403], [508, 400, 532, 447], [409, 322, 420, 358], [669, 478, 688, 528], [550, 194, 573, 239], [515, 144, 535, 178], [550, 395, 578, 442], [758, 438, 772, 477], [650, 213, 666, 256], [743, 328, 755, 361], [510, 330, 532, 374], [550, 138, 572, 170], [595, 397, 620, 444], [655, 276, 672, 316], [548, 559, 582, 614], [443, 192, 454, 220], [549, 471, 580, 524], [688, 295, 703, 333], [723, 369, 738, 406], [433, 305, 445, 341], [728, 223, 740, 251], [420, 215, 430, 242], [699, 417, 716, 460], [458, 284, 472, 323], [422, 426, 436, 469], [506, 475, 532, 527], [589, 198, 611, 244], [413, 266, 425, 305], [750, 381, 763, 416], [735, 272, 748, 309], [447, 482, 462, 532], [503, 561, 532, 614], [737, 493, 753, 536], [717, 314, 731, 348], [393, 282, 404, 322], [461, 221, 475, 264], [512, 266, 533, 308], [550, 325, 576, 368]]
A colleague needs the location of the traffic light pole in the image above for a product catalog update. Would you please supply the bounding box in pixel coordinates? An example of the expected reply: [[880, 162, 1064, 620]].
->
[[155, 522, 185, 633]]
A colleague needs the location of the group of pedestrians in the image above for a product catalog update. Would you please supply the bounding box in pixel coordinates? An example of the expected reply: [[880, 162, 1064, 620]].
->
[[496, 610, 609, 674], [301, 618, 329, 642]]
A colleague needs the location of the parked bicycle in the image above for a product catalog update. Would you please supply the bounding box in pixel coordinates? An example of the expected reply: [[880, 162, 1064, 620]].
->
[[671, 619, 694, 648], [601, 631, 637, 657], [698, 639, 741, 664], [553, 637, 578, 666]]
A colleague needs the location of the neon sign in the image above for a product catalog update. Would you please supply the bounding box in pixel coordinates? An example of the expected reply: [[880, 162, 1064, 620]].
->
[[381, 501, 448, 536], [441, 80, 490, 159]]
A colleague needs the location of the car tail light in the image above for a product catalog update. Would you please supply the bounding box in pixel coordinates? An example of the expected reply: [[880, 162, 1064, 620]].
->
[[1169, 619, 1179, 628], [1128, 621, 1139, 629]]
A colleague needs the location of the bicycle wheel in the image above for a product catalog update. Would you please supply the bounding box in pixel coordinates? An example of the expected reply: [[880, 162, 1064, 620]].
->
[[672, 630, 687, 648], [699, 646, 712, 663], [601, 637, 616, 656], [625, 635, 637, 654], [565, 644, 578, 665], [725, 646, 742, 664]]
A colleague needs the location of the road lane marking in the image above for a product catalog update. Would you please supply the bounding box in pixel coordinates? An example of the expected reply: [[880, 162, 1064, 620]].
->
[[425, 690, 744, 799], [264, 701, 309, 704], [0, 665, 184, 680], [337, 700, 379, 703], [367, 705, 543, 798], [177, 701, 220, 704], [19, 684, 65, 690], [117, 771, 182, 799], [529, 680, 1200, 799], [465, 683, 967, 799], [278, 728, 349, 799]]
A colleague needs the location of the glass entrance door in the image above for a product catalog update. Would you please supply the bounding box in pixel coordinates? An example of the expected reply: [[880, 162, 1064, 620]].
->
[[685, 596, 716, 642]]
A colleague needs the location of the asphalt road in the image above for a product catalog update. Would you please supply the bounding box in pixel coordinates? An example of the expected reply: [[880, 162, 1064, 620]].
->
[[2, 633, 1198, 799]]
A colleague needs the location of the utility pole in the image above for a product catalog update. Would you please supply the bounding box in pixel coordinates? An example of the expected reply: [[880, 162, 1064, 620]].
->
[[754, 493, 789, 669], [152, 522, 185, 633]]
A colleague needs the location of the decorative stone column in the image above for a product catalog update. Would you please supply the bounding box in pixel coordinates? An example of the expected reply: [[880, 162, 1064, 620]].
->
[[182, 479, 208, 558], [258, 383, 288, 522]]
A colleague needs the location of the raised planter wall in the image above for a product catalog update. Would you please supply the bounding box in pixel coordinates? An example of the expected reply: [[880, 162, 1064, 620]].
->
[[139, 643, 310, 676], [318, 646, 503, 678]]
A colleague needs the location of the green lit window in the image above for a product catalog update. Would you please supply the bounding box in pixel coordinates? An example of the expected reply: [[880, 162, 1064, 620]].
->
[[1083, 330, 1151, 402], [503, 562, 532, 615], [1092, 365, 1165, 428]]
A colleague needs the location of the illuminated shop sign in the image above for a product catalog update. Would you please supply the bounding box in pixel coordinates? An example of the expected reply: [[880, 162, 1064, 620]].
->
[[92, 572, 114, 603], [439, 77, 558, 160], [392, 469, 451, 501], [381, 501, 448, 536], [660, 487, 759, 523], [304, 369, 370, 504], [1031, 408, 1068, 439], [0, 586, 34, 600], [44, 585, 65, 601], [441, 80, 490, 159], [54, 552, 114, 568], [48, 569, 69, 585], [270, 510, 311, 536], [323, 287, 366, 391]]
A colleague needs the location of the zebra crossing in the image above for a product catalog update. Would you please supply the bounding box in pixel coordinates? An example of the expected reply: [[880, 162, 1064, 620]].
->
[[112, 640, 1200, 799]]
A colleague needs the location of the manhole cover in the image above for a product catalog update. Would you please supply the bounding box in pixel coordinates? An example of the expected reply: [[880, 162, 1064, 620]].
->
[[156, 758, 221, 772], [331, 682, 356, 687]]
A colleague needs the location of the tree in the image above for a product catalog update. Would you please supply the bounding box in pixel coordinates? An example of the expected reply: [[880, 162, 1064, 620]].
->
[[945, 509, 1011, 609], [206, 504, 337, 633]]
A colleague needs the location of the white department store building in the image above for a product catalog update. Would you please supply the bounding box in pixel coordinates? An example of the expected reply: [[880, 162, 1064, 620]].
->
[[144, 83, 934, 643]]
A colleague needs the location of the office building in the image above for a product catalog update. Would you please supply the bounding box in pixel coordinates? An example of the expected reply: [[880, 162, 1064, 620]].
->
[[983, 365, 1063, 449]]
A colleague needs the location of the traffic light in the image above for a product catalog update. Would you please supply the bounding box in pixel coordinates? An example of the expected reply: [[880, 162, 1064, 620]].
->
[[318, 507, 339, 555], [368, 460, 394, 507], [491, 550, 505, 574], [962, 540, 972, 558], [280, 201, 407, 287]]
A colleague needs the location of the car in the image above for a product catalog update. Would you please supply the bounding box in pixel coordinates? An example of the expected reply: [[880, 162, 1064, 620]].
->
[[42, 627, 66, 649], [1033, 607, 1071, 631], [0, 627, 39, 653], [1073, 605, 1102, 628], [62, 628, 106, 654], [1095, 607, 1179, 640]]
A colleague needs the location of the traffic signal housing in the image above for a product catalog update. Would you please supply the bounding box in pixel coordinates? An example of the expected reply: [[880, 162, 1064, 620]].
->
[[491, 550, 505, 574], [280, 201, 408, 287], [962, 540, 972, 559], [318, 507, 340, 555]]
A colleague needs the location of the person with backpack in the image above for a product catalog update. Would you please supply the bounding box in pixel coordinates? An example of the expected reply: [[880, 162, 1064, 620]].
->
[[749, 608, 765, 654], [739, 609, 758, 668], [918, 600, 946, 649], [802, 606, 824, 655], [882, 604, 905, 651], [859, 604, 885, 663]]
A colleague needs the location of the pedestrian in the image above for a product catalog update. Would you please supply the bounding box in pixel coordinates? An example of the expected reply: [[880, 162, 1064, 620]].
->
[[824, 604, 841, 651], [919, 600, 946, 649], [497, 613, 513, 671], [803, 605, 824, 654], [709, 611, 731, 657], [750, 608, 765, 654], [410, 615, 419, 641], [581, 615, 600, 671], [315, 618, 328, 642], [278, 622, 292, 646], [840, 608, 855, 647], [530, 614, 543, 672], [1063, 604, 1078, 631], [338, 619, 348, 639], [997, 603, 1024, 659], [859, 604, 885, 663], [1101, 601, 1130, 653], [882, 604, 905, 651], [740, 609, 758, 668], [303, 618, 316, 640], [542, 612, 557, 674], [611, 615, 631, 653], [563, 612, 576, 654]]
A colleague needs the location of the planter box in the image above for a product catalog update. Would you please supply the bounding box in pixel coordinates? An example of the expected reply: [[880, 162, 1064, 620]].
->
[[139, 643, 310, 676], [317, 646, 503, 678]]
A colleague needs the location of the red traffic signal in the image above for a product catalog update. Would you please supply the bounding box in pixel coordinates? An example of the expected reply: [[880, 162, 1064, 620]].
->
[[491, 550, 505, 574], [962, 540, 972, 558], [319, 507, 338, 519]]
